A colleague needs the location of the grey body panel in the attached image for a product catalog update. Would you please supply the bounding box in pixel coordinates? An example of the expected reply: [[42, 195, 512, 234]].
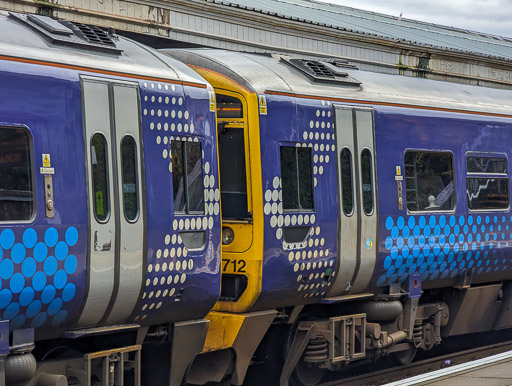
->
[[80, 79, 145, 327], [329, 107, 377, 296], [351, 109, 377, 293], [329, 107, 357, 295], [79, 80, 117, 327], [105, 84, 145, 324]]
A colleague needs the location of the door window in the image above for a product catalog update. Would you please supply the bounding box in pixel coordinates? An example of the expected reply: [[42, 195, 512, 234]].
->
[[360, 148, 374, 215], [121, 135, 139, 221], [340, 147, 354, 216], [91, 133, 110, 222], [219, 125, 248, 219]]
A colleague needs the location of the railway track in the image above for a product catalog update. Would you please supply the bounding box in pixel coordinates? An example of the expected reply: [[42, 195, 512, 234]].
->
[[322, 340, 512, 385]]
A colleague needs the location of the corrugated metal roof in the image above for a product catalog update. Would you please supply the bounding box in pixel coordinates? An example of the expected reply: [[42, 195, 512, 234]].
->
[[207, 0, 512, 61]]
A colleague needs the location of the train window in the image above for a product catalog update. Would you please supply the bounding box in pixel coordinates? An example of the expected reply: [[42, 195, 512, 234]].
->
[[171, 140, 205, 215], [186, 142, 204, 214], [361, 149, 374, 215], [466, 156, 509, 210], [340, 148, 354, 216], [0, 128, 34, 221], [467, 157, 507, 174], [280, 146, 314, 211], [404, 151, 455, 212], [219, 125, 249, 220], [91, 133, 110, 222], [216, 94, 243, 119], [121, 135, 138, 222]]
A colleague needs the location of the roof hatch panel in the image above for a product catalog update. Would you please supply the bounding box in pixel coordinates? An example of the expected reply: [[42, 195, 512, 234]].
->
[[281, 57, 360, 86], [9, 12, 122, 54]]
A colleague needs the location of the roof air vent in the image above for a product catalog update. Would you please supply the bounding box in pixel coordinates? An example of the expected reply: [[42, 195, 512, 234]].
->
[[68, 22, 116, 47], [9, 12, 122, 54], [304, 60, 336, 79], [281, 58, 360, 86]]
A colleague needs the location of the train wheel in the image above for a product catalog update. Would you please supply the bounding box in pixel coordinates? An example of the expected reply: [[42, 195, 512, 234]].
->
[[287, 316, 325, 386], [392, 345, 417, 365], [290, 360, 325, 386]]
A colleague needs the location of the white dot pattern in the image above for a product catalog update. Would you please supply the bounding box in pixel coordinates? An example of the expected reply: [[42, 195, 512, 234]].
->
[[134, 81, 220, 322], [263, 100, 337, 299]]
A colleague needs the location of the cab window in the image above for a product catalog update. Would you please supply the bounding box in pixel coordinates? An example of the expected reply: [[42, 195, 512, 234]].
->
[[171, 140, 205, 215], [281, 146, 314, 211]]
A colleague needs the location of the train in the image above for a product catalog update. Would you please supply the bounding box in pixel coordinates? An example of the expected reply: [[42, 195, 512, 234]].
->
[[160, 49, 512, 385], [1, 8, 512, 386]]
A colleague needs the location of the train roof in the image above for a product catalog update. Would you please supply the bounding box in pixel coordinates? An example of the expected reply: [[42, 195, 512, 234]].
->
[[210, 0, 512, 62], [0, 11, 208, 87], [164, 48, 512, 117]]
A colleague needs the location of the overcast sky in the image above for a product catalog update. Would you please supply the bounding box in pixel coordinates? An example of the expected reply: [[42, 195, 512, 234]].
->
[[315, 0, 512, 37]]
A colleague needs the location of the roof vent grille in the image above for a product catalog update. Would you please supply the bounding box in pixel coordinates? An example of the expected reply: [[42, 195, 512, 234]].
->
[[69, 22, 116, 47], [281, 57, 360, 86], [9, 12, 122, 54], [304, 60, 336, 79]]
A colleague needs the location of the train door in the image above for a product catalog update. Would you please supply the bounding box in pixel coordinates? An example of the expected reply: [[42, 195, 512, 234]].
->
[[78, 77, 145, 327], [328, 105, 377, 296]]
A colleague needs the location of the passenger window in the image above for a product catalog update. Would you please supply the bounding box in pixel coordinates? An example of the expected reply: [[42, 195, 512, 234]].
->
[[0, 128, 34, 221], [121, 136, 138, 222], [466, 155, 509, 210], [171, 140, 205, 215], [340, 148, 354, 216], [404, 151, 455, 212], [219, 125, 248, 220], [280, 146, 314, 211], [91, 133, 110, 222], [361, 148, 373, 215]]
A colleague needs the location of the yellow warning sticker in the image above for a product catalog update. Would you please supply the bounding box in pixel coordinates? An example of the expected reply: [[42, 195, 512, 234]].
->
[[208, 91, 215, 112], [259, 95, 267, 115], [42, 154, 51, 167], [396, 165, 401, 176]]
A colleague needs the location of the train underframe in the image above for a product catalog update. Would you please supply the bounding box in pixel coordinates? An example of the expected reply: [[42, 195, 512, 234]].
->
[[0, 278, 510, 385], [0, 319, 208, 386], [186, 277, 512, 386]]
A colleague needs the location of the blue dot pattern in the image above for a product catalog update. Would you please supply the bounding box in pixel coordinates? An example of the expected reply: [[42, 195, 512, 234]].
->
[[0, 227, 80, 330], [377, 215, 512, 287]]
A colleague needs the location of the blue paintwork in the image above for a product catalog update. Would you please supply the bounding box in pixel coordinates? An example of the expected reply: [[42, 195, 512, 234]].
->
[[254, 96, 512, 304], [0, 56, 221, 337], [256, 95, 338, 309], [132, 82, 221, 325], [0, 60, 87, 336], [372, 107, 512, 290]]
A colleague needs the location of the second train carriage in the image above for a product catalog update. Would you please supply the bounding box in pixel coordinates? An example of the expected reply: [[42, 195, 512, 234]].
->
[[162, 48, 512, 385]]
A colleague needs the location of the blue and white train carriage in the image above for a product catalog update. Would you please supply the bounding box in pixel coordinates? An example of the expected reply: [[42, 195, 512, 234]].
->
[[162, 48, 512, 385], [0, 12, 220, 386]]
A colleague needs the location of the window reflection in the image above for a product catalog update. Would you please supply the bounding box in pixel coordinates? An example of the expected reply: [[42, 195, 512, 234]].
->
[[404, 151, 455, 212], [171, 140, 205, 215], [91, 133, 110, 222]]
